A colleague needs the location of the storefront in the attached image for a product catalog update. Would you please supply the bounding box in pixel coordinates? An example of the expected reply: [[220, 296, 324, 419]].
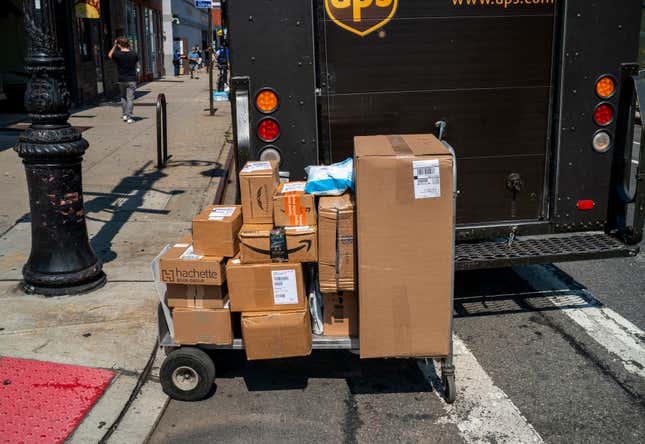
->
[[124, 0, 164, 81]]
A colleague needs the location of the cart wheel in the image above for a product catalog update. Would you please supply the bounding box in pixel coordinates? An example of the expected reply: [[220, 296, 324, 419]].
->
[[160, 347, 215, 401], [442, 373, 456, 404]]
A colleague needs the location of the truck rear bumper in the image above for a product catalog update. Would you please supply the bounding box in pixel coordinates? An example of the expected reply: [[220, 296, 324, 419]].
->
[[455, 232, 638, 271]]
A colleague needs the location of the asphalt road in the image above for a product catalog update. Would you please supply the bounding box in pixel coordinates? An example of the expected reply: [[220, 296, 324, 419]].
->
[[150, 136, 644, 443]]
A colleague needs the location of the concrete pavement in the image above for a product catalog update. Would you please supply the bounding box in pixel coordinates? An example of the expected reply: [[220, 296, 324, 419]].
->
[[0, 75, 231, 443]]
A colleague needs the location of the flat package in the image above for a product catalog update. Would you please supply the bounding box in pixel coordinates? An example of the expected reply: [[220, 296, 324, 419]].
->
[[239, 160, 279, 224], [166, 284, 227, 309], [238, 224, 317, 264], [355, 134, 454, 359], [273, 181, 317, 226], [226, 258, 306, 312], [159, 237, 225, 286], [241, 309, 312, 360], [323, 291, 358, 337], [192, 205, 242, 257], [172, 307, 233, 345], [318, 193, 355, 292]]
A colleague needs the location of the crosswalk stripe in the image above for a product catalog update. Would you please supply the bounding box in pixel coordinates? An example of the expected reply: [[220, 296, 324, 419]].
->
[[418, 336, 544, 444], [516, 266, 645, 380]]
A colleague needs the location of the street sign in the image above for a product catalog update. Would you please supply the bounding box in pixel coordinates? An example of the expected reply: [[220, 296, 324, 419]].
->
[[194, 0, 213, 8]]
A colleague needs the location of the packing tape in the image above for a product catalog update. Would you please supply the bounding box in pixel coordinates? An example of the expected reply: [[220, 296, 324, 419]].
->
[[387, 135, 413, 155], [284, 192, 306, 225]]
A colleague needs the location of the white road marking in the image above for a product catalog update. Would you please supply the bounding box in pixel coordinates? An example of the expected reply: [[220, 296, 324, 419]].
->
[[418, 336, 544, 444], [516, 267, 645, 380]]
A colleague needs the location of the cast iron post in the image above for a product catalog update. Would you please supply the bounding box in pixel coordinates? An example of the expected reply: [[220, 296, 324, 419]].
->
[[14, 0, 106, 295], [208, 7, 214, 115]]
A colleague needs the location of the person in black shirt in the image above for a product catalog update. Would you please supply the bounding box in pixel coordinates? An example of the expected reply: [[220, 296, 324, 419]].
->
[[109, 37, 139, 124]]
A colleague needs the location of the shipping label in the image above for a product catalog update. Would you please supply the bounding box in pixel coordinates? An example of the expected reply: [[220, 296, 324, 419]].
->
[[241, 161, 272, 173], [281, 182, 306, 193], [208, 207, 236, 221], [179, 245, 204, 261], [271, 269, 299, 305], [412, 159, 441, 199]]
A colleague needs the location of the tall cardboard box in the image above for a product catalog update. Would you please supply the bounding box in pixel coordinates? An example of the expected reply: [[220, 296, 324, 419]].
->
[[166, 284, 227, 309], [355, 134, 454, 359], [273, 182, 317, 226], [238, 224, 317, 264], [241, 309, 312, 360], [159, 237, 226, 285], [226, 258, 306, 312], [192, 205, 243, 257], [323, 292, 358, 337], [239, 160, 280, 224], [172, 307, 233, 345], [318, 193, 356, 292]]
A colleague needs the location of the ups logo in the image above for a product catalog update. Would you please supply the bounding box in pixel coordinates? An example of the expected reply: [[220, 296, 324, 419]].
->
[[325, 0, 398, 37]]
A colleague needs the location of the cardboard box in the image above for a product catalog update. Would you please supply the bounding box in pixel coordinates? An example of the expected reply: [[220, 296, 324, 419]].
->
[[323, 292, 358, 337], [160, 238, 225, 286], [238, 224, 317, 264], [355, 134, 454, 359], [318, 193, 356, 292], [192, 205, 243, 257], [172, 307, 233, 345], [226, 258, 306, 312], [241, 309, 312, 360], [273, 182, 317, 226], [239, 160, 280, 224], [166, 284, 227, 309]]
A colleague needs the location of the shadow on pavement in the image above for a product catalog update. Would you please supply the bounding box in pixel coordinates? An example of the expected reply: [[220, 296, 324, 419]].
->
[[210, 349, 434, 396], [454, 265, 598, 318]]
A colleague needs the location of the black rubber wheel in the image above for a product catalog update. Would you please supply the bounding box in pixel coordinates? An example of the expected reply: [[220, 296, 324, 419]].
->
[[442, 373, 456, 404], [160, 347, 215, 401]]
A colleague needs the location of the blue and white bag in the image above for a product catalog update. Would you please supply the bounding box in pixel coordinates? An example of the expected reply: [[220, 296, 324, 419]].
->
[[304, 158, 354, 196]]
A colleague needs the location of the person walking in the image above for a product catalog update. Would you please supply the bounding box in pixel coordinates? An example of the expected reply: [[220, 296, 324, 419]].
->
[[108, 37, 139, 124], [216, 43, 229, 92], [188, 47, 200, 79], [172, 49, 182, 77]]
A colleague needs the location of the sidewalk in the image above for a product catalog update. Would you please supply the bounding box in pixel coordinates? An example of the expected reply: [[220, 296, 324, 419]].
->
[[0, 75, 232, 443]]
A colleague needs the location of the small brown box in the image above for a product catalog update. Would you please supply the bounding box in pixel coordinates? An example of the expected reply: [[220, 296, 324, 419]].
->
[[159, 237, 225, 286], [241, 309, 312, 360], [172, 307, 233, 345], [323, 292, 358, 337], [192, 205, 243, 257], [239, 160, 280, 224], [239, 224, 318, 264], [273, 182, 317, 227], [166, 284, 227, 309], [226, 258, 306, 312], [318, 193, 356, 292]]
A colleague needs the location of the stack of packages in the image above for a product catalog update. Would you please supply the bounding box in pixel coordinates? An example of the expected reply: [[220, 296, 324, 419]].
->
[[158, 159, 357, 360]]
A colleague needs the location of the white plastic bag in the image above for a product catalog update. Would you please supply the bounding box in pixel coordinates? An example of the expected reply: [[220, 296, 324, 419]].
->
[[305, 158, 354, 196]]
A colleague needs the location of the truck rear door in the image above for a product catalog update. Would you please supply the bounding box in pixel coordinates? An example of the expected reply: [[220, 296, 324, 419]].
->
[[317, 0, 557, 225]]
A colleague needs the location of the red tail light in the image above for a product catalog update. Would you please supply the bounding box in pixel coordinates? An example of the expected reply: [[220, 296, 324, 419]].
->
[[593, 103, 614, 126], [257, 118, 280, 142], [576, 200, 595, 211]]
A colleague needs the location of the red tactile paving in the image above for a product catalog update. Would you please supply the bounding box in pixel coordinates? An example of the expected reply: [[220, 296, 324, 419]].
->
[[0, 356, 115, 444]]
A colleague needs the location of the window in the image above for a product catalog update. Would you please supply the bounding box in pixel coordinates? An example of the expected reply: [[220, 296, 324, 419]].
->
[[77, 18, 93, 61]]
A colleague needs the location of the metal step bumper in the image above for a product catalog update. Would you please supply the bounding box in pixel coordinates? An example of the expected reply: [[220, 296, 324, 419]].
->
[[455, 232, 639, 271]]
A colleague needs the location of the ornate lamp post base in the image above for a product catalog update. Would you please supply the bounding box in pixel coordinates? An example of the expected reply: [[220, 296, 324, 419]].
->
[[16, 0, 106, 296]]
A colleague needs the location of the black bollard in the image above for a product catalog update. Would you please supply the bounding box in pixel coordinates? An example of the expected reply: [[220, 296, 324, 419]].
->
[[14, 0, 105, 296]]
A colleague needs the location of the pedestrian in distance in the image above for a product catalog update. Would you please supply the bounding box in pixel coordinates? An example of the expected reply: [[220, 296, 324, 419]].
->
[[108, 36, 140, 124], [196, 46, 203, 73], [188, 47, 199, 79], [216, 43, 229, 92], [173, 49, 182, 76]]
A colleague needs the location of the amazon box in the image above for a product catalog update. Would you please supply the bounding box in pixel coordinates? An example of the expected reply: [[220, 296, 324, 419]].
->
[[239, 224, 317, 264], [226, 258, 306, 312], [355, 134, 454, 359], [323, 291, 358, 337], [318, 193, 356, 292], [273, 182, 317, 226], [172, 307, 233, 345], [166, 284, 227, 309], [160, 238, 225, 286], [241, 308, 312, 360], [192, 205, 243, 257], [240, 160, 280, 224]]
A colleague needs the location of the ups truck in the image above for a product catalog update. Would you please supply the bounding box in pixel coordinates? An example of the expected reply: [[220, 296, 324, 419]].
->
[[224, 0, 645, 270]]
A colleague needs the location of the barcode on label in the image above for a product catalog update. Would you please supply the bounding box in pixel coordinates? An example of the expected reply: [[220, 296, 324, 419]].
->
[[416, 167, 437, 176]]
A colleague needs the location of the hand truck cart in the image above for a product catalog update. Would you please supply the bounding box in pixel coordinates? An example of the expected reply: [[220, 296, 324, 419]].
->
[[155, 127, 458, 404]]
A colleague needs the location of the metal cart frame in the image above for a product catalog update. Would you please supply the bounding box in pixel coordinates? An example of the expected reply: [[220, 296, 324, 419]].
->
[[157, 127, 458, 403]]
